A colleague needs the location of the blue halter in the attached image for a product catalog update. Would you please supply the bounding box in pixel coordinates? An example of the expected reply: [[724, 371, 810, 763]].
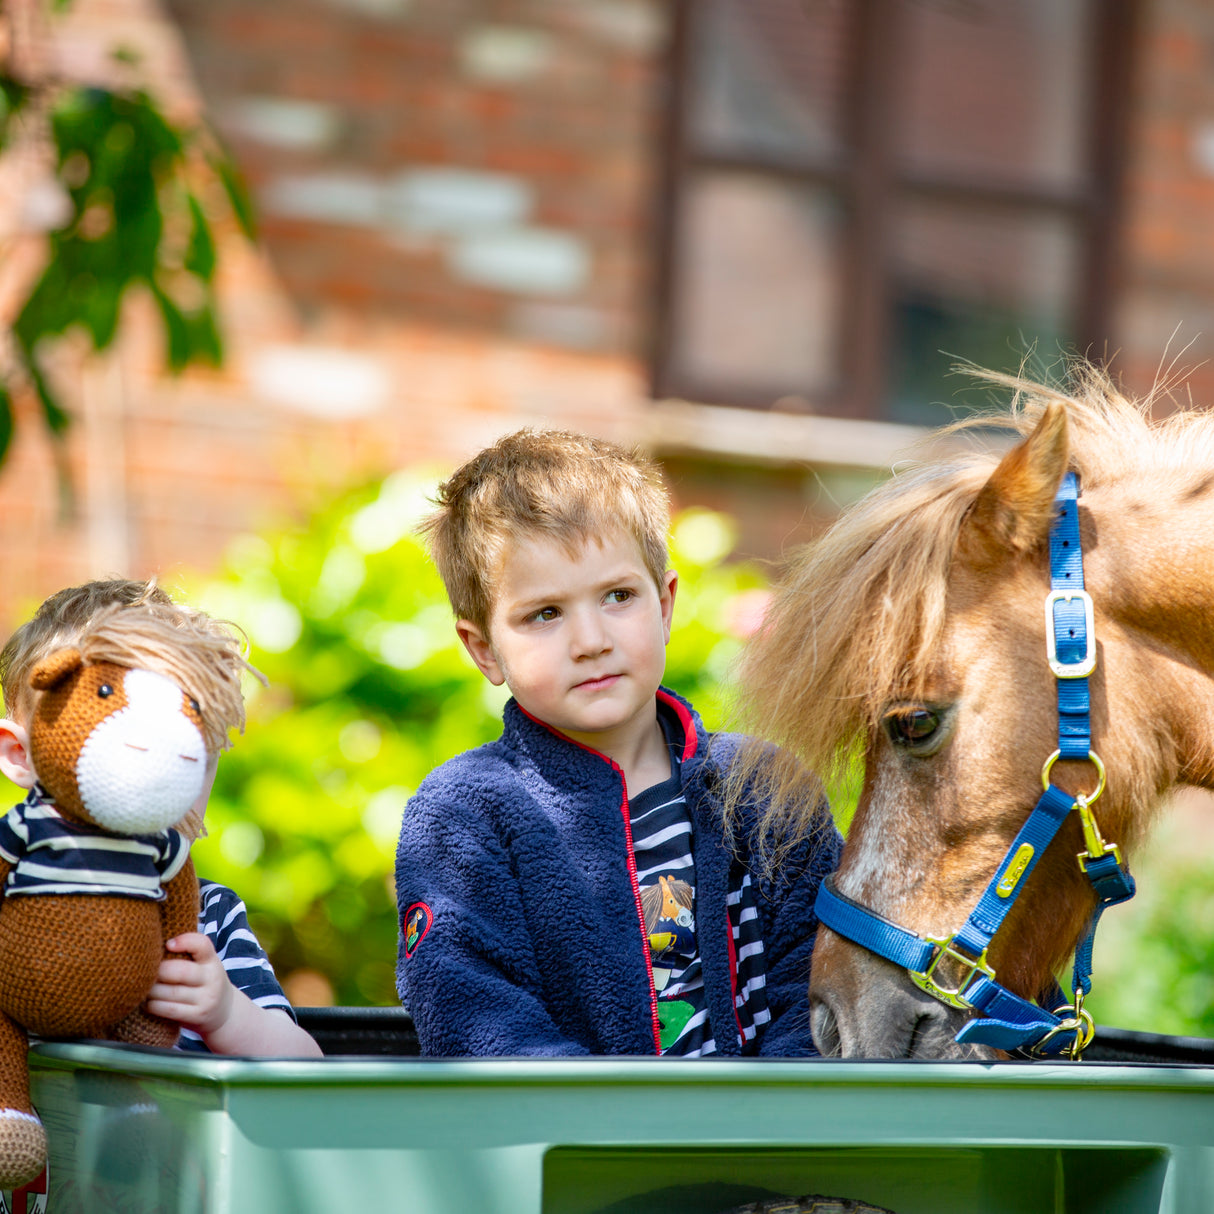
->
[[814, 472, 1136, 1057]]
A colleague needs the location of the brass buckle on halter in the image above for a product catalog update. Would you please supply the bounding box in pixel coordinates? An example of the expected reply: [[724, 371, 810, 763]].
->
[[1033, 989, 1096, 1060], [909, 935, 995, 1010]]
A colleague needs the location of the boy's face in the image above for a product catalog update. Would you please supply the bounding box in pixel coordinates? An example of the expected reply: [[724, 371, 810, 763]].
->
[[457, 531, 677, 754]]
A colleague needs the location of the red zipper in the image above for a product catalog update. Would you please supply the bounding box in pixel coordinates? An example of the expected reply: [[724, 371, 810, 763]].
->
[[724, 907, 745, 1047]]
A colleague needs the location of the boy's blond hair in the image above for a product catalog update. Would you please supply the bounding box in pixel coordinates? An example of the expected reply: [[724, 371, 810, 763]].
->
[[421, 429, 671, 633]]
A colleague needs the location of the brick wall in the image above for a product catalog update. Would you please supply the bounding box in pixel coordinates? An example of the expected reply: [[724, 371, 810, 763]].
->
[[1116, 0, 1214, 407], [2, 0, 1214, 631], [166, 0, 663, 357]]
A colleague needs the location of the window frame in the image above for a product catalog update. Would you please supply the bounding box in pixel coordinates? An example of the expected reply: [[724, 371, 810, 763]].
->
[[650, 0, 1140, 420]]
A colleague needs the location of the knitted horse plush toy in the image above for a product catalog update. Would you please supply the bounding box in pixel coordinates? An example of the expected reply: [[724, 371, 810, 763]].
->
[[0, 605, 249, 1188]]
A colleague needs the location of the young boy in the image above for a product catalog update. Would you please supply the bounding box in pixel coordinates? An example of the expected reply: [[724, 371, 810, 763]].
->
[[395, 429, 842, 1057], [0, 579, 322, 1058]]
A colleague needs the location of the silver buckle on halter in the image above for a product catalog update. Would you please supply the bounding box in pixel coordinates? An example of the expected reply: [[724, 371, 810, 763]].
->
[[1044, 589, 1096, 678]]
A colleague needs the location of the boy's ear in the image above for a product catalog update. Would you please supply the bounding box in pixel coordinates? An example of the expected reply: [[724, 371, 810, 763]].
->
[[0, 720, 37, 789], [661, 570, 678, 644], [456, 621, 505, 686]]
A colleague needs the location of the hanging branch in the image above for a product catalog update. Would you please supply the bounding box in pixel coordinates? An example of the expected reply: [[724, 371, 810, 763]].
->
[[0, 0, 255, 477]]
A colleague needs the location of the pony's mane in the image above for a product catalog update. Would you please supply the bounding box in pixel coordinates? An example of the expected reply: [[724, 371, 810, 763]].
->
[[730, 362, 1214, 844]]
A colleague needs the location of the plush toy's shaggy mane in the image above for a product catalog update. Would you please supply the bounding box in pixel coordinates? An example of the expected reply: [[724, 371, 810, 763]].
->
[[77, 603, 258, 756]]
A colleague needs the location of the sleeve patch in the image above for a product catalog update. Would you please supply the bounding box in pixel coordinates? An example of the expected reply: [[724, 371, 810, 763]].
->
[[402, 902, 433, 959]]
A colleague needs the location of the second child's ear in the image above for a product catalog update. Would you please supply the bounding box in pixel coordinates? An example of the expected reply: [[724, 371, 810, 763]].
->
[[456, 621, 505, 686], [0, 720, 37, 789]]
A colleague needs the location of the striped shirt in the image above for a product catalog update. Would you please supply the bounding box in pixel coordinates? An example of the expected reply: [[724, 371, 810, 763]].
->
[[177, 881, 296, 1052], [631, 759, 712, 1056], [0, 788, 189, 901], [631, 703, 770, 1055]]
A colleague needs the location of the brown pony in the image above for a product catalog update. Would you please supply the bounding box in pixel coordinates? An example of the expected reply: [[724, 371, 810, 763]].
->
[[733, 363, 1214, 1058]]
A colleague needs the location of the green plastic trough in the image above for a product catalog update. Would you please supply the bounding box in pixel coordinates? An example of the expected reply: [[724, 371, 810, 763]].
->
[[15, 1009, 1214, 1214]]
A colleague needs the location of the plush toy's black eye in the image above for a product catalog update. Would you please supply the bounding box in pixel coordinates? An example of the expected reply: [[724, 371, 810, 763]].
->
[[188, 697, 200, 714], [98, 684, 114, 699]]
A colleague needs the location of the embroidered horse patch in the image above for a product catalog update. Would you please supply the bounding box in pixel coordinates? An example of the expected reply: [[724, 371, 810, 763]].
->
[[403, 902, 433, 958]]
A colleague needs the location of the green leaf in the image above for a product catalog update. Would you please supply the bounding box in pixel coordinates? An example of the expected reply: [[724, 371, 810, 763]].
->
[[0, 77, 28, 148], [184, 193, 217, 280], [0, 383, 14, 467], [209, 148, 257, 239], [187, 300, 224, 365], [151, 282, 190, 371]]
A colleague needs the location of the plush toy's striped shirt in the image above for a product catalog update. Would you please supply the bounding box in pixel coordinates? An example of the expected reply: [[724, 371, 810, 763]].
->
[[0, 787, 189, 900]]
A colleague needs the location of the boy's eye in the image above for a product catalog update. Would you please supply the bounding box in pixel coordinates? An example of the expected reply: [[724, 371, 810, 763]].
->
[[530, 607, 559, 623], [606, 589, 633, 604]]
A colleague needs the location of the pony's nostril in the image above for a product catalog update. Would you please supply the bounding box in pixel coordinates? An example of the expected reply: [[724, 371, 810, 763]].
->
[[179, 755, 199, 762], [124, 743, 149, 752], [810, 999, 841, 1057]]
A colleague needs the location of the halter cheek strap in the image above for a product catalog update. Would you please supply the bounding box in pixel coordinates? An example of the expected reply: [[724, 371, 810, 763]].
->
[[814, 471, 1136, 1058]]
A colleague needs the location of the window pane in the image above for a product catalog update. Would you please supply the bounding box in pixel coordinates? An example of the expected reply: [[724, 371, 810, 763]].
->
[[894, 0, 1094, 191], [670, 172, 844, 398], [889, 201, 1079, 426], [690, 0, 850, 162]]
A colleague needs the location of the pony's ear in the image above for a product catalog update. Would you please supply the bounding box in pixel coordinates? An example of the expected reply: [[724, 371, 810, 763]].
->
[[957, 401, 1069, 568], [29, 648, 84, 691]]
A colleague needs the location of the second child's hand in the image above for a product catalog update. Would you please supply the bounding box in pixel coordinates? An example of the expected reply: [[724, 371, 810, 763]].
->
[[146, 931, 233, 1035]]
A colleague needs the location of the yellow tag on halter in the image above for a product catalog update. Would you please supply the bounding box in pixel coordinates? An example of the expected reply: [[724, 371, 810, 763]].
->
[[996, 843, 1035, 897]]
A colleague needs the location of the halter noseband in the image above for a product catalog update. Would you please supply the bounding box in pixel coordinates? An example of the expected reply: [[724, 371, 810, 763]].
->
[[815, 471, 1136, 1058]]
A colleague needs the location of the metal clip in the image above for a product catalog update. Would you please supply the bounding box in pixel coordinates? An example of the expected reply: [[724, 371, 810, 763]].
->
[[1035, 990, 1096, 1060], [1074, 793, 1123, 871]]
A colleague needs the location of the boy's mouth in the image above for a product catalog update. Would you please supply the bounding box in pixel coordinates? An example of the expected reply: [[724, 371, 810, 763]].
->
[[574, 673, 620, 692]]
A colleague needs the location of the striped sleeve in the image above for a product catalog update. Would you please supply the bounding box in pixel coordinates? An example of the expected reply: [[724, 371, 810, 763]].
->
[[177, 879, 296, 1053]]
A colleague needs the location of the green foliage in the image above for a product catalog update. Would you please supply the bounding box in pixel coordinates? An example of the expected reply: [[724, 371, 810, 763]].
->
[[1, 13, 253, 463], [1086, 814, 1214, 1038], [185, 480, 771, 1005]]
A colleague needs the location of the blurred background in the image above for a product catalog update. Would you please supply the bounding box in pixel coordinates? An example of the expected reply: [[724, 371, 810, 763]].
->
[[0, 0, 1211, 1035]]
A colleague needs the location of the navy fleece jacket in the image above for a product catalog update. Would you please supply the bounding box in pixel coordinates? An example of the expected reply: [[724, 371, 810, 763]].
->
[[394, 689, 841, 1057]]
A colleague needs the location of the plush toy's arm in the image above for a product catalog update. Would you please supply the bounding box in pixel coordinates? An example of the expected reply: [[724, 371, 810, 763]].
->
[[161, 855, 200, 950]]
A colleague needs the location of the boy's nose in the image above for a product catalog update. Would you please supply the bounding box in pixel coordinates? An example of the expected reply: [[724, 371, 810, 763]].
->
[[569, 610, 611, 657]]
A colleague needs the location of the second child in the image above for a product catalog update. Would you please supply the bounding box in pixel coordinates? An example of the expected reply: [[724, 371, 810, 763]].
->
[[0, 580, 322, 1058]]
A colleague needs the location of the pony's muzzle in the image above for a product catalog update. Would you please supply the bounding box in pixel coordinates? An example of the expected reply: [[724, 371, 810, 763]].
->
[[811, 929, 985, 1059]]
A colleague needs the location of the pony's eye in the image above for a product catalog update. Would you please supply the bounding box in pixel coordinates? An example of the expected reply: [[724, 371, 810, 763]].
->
[[188, 697, 200, 714], [98, 684, 114, 699], [885, 706, 943, 753]]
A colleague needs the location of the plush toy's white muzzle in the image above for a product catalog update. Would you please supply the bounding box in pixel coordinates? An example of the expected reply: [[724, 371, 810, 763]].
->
[[74, 668, 208, 834]]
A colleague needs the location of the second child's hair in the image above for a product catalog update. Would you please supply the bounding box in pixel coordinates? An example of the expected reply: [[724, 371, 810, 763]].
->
[[421, 429, 671, 632], [0, 579, 173, 723], [1, 578, 258, 747]]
